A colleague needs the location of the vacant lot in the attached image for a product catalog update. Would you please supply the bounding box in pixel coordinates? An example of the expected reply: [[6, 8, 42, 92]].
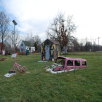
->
[[0, 52, 102, 102]]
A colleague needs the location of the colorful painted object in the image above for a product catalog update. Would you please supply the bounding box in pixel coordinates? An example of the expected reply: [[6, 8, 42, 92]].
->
[[13, 62, 27, 73], [46, 56, 87, 73]]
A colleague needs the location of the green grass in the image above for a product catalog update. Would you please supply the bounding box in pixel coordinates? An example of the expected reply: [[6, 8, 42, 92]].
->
[[0, 52, 102, 102]]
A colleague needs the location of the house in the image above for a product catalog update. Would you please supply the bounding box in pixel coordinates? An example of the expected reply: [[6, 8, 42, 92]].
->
[[0, 42, 11, 55], [19, 41, 35, 53], [41, 39, 60, 61], [19, 41, 29, 53]]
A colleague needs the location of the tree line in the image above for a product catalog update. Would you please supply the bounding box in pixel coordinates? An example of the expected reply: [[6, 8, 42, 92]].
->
[[0, 11, 101, 54]]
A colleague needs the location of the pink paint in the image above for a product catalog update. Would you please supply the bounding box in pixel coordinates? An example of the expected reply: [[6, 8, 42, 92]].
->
[[53, 56, 87, 71]]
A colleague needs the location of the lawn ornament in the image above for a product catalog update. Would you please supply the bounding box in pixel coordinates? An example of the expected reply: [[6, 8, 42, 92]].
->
[[11, 53, 26, 73], [46, 56, 87, 74], [13, 62, 27, 73], [4, 53, 27, 77], [4, 62, 27, 77]]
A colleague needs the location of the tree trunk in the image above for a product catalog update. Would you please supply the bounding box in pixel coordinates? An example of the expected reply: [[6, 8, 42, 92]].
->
[[1, 34, 4, 53]]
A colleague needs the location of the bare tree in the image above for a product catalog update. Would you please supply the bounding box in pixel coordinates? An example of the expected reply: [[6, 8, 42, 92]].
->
[[33, 35, 41, 52], [47, 14, 76, 53], [33, 35, 41, 44], [0, 11, 9, 52], [25, 33, 41, 46], [6, 31, 20, 47], [84, 41, 92, 51], [25, 34, 41, 52], [71, 37, 80, 51]]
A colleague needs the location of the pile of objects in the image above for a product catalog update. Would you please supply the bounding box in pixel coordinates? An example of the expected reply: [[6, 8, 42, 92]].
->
[[0, 58, 7, 61], [46, 56, 87, 74], [46, 63, 70, 74], [4, 62, 27, 77]]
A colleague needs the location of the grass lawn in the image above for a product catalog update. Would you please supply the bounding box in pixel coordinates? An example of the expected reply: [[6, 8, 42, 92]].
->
[[0, 52, 102, 102]]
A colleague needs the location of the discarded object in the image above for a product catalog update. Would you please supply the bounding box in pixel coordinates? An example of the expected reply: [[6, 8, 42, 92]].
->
[[11, 53, 17, 58], [4, 71, 16, 77], [4, 62, 27, 77], [46, 56, 87, 74], [13, 62, 27, 73], [0, 58, 7, 61], [46, 68, 74, 74]]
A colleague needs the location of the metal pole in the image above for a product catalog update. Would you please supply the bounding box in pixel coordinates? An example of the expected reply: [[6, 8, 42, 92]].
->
[[12, 20, 17, 52], [98, 37, 100, 51], [14, 24, 15, 50]]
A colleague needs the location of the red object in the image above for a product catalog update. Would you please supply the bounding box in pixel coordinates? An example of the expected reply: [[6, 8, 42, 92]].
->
[[53, 56, 87, 71], [13, 62, 26, 73]]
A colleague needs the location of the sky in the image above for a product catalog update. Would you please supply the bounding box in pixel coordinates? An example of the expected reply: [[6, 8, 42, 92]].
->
[[0, 0, 102, 45]]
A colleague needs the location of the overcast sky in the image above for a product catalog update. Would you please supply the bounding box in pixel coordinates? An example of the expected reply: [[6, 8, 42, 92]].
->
[[0, 0, 102, 44]]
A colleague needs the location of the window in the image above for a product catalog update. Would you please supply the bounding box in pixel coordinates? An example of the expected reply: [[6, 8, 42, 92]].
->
[[21, 43, 23, 46], [82, 61, 87, 66], [57, 59, 65, 66], [67, 60, 73, 66], [75, 60, 80, 66]]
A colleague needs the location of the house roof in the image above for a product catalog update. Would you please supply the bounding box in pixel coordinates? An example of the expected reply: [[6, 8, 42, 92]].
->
[[23, 41, 31, 46], [44, 39, 59, 45], [49, 39, 59, 45], [57, 56, 86, 61]]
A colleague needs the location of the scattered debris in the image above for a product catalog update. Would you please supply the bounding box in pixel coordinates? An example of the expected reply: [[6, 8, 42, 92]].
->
[[4, 62, 27, 77], [38, 60, 47, 62], [4, 70, 16, 77], [13, 62, 27, 73], [46, 56, 87, 74], [0, 58, 7, 61], [46, 68, 75, 74], [4, 52, 28, 77]]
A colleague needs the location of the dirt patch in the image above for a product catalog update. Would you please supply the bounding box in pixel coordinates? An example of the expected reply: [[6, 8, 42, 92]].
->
[[0, 58, 7, 61]]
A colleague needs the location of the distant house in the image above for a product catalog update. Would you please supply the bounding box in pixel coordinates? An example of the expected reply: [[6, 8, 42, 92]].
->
[[19, 41, 26, 53], [0, 42, 11, 54], [19, 41, 35, 53], [41, 39, 60, 61]]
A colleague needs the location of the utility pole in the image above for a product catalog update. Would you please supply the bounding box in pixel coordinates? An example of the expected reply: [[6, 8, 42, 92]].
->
[[12, 20, 17, 52], [97, 37, 100, 51], [97, 37, 100, 46]]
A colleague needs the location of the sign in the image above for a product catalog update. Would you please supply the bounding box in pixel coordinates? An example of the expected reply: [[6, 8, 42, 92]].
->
[[11, 53, 17, 58]]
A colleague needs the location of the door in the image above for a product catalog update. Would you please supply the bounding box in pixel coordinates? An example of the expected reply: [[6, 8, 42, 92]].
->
[[45, 45, 50, 60]]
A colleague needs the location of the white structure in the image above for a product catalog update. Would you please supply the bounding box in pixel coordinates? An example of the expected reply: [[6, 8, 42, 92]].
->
[[31, 47, 35, 52]]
